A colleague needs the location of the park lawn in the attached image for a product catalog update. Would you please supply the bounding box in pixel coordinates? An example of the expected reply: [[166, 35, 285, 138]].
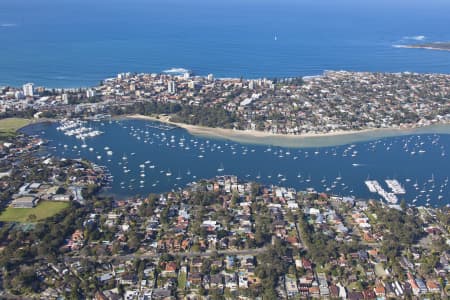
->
[[0, 118, 32, 140], [177, 271, 187, 290], [0, 201, 69, 222], [374, 263, 388, 278], [0, 118, 32, 133], [347, 281, 363, 291]]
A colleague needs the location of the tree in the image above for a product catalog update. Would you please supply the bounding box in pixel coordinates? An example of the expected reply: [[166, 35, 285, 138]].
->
[[400, 199, 407, 211], [127, 232, 140, 251], [27, 214, 37, 222]]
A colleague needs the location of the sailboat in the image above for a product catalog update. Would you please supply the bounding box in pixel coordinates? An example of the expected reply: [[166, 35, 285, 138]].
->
[[428, 174, 435, 183], [217, 163, 224, 172]]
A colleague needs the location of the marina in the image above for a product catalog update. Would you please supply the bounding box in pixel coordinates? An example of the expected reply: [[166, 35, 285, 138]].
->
[[21, 118, 450, 207], [57, 119, 103, 139], [385, 179, 406, 194], [365, 180, 399, 204]]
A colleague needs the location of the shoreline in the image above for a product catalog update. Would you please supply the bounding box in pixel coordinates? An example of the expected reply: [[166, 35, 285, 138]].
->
[[393, 44, 450, 52], [18, 118, 58, 131], [125, 114, 450, 147]]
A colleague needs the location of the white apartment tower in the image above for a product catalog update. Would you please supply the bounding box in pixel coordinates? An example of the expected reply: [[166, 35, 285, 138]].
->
[[168, 81, 177, 94], [23, 83, 34, 97], [86, 89, 96, 98]]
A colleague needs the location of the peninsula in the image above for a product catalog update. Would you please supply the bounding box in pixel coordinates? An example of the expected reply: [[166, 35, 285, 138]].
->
[[1, 71, 449, 139], [395, 42, 450, 52]]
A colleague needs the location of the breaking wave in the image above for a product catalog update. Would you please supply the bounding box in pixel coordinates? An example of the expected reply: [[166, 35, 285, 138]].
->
[[162, 67, 189, 74], [402, 35, 426, 41]]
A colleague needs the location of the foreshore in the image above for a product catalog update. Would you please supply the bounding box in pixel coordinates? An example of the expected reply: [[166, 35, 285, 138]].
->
[[393, 44, 450, 52], [125, 114, 450, 147]]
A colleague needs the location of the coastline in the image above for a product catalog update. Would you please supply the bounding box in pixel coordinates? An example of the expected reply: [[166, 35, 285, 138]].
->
[[18, 118, 57, 131], [393, 44, 450, 52], [125, 114, 450, 147]]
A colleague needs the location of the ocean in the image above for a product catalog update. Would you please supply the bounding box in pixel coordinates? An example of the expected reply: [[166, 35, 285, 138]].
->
[[1, 0, 450, 87]]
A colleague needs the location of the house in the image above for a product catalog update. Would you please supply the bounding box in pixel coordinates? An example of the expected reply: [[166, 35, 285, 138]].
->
[[11, 196, 38, 208], [238, 272, 248, 289], [120, 273, 136, 285], [188, 272, 202, 286], [191, 257, 203, 269], [347, 291, 364, 300], [101, 289, 122, 300], [329, 285, 339, 298], [162, 261, 177, 277], [362, 289, 376, 299], [407, 273, 420, 296], [309, 286, 320, 297], [225, 256, 235, 270], [373, 283, 385, 297], [415, 277, 427, 294], [426, 280, 440, 293], [65, 229, 84, 251], [211, 259, 223, 269], [210, 274, 224, 289], [302, 258, 312, 270], [152, 288, 171, 299], [124, 290, 139, 300], [285, 275, 299, 297], [384, 281, 396, 298], [202, 220, 220, 231], [224, 273, 238, 289], [52, 194, 71, 201], [98, 273, 114, 283]]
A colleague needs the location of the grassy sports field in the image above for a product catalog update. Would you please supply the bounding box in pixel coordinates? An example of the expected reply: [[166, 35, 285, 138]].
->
[[0, 201, 69, 222], [0, 118, 31, 139]]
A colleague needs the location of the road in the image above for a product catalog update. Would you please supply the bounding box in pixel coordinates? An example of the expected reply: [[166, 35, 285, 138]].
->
[[66, 246, 269, 263], [295, 220, 308, 251]]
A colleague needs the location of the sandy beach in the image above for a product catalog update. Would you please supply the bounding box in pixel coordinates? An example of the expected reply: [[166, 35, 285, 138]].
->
[[125, 114, 450, 147]]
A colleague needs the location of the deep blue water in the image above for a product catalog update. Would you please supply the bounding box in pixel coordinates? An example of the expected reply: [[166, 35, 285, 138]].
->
[[1, 0, 450, 87], [21, 120, 450, 207]]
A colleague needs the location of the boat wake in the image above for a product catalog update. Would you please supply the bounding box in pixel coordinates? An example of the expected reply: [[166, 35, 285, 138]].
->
[[0, 23, 17, 28], [351, 163, 366, 167]]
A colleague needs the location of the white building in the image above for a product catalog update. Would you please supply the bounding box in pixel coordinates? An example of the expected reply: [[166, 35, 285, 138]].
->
[[61, 93, 69, 104], [23, 83, 34, 97], [15, 91, 24, 100], [188, 81, 196, 90], [86, 89, 96, 98], [168, 81, 176, 94]]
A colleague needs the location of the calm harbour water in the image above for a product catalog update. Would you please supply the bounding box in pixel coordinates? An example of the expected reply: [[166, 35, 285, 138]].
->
[[21, 119, 450, 207]]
